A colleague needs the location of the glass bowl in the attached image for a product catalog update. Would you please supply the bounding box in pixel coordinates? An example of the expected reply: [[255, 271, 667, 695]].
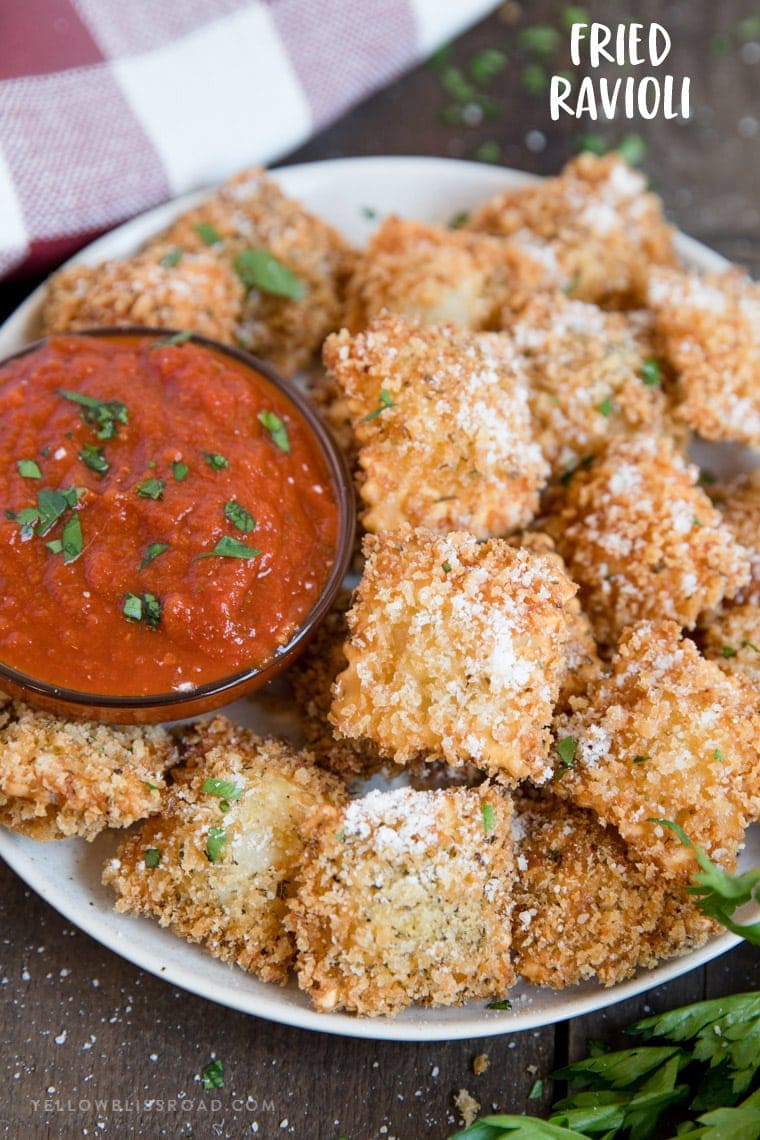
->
[[0, 327, 355, 724]]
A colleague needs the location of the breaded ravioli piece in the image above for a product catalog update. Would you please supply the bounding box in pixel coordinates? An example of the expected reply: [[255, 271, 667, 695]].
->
[[508, 294, 670, 477], [466, 153, 676, 308], [714, 471, 760, 605], [42, 249, 244, 344], [330, 529, 576, 782], [512, 795, 715, 988], [323, 313, 548, 537], [552, 621, 760, 880], [0, 695, 177, 841], [103, 716, 347, 984], [145, 168, 355, 375], [544, 436, 750, 646], [286, 785, 515, 1016], [344, 215, 544, 331], [699, 603, 760, 687], [648, 268, 760, 447]]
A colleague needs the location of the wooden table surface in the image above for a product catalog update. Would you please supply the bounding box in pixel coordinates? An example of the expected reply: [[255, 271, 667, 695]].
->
[[1, 2, 759, 1137]]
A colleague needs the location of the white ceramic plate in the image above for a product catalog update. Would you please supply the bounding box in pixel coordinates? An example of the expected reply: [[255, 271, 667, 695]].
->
[[0, 156, 757, 1042]]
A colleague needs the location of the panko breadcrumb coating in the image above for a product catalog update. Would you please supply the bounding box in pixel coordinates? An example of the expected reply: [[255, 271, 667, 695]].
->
[[330, 529, 576, 782], [344, 215, 544, 331], [648, 267, 760, 447], [103, 716, 347, 984], [286, 784, 515, 1016], [42, 249, 244, 344], [714, 471, 760, 605], [145, 168, 355, 375], [466, 153, 676, 308], [323, 313, 548, 537], [512, 794, 715, 989], [552, 621, 760, 880], [0, 694, 177, 841], [543, 436, 750, 646], [507, 294, 671, 477], [699, 603, 760, 687]]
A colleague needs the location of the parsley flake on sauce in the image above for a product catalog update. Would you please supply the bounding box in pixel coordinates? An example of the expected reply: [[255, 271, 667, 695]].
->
[[122, 592, 162, 629], [196, 536, 261, 561], [17, 459, 42, 480], [258, 410, 291, 454], [79, 444, 109, 476], [233, 249, 305, 299], [136, 478, 165, 500], [59, 390, 129, 440], [482, 803, 496, 835], [61, 513, 83, 564], [224, 500, 256, 533], [171, 461, 189, 482], [144, 848, 161, 868], [201, 778, 243, 801], [139, 542, 169, 570], [206, 827, 227, 864], [201, 1059, 224, 1090], [361, 389, 396, 423], [203, 451, 229, 471], [152, 330, 194, 349]]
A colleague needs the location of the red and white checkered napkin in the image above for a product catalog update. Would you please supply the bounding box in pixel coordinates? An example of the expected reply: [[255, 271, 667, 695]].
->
[[0, 0, 496, 280]]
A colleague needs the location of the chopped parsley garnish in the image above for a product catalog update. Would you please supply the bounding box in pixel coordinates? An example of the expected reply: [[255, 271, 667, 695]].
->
[[597, 395, 614, 417], [203, 451, 229, 471], [486, 998, 513, 1011], [194, 221, 223, 246], [713, 749, 725, 762], [144, 848, 161, 868], [448, 210, 470, 229], [79, 444, 109, 476], [45, 539, 62, 554], [139, 542, 169, 570], [743, 639, 760, 653], [361, 389, 396, 423], [205, 827, 227, 864], [482, 803, 496, 835], [17, 459, 42, 479], [233, 249, 305, 300], [136, 478, 165, 500], [528, 1078, 544, 1100], [196, 536, 261, 561], [361, 205, 378, 220], [122, 592, 162, 629], [152, 330, 194, 348], [258, 410, 291, 454], [141, 781, 160, 792], [721, 644, 738, 658], [641, 357, 662, 386], [59, 390, 129, 440], [201, 1059, 224, 1090], [562, 270, 581, 296], [159, 247, 183, 268], [171, 461, 189, 481], [224, 500, 256, 533], [201, 778, 243, 801], [632, 754, 650, 764], [442, 561, 452, 573], [692, 516, 703, 528], [555, 735, 578, 773], [9, 485, 86, 540], [61, 513, 83, 564]]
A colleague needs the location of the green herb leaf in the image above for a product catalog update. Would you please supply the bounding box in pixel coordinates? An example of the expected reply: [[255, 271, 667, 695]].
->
[[123, 593, 143, 622], [201, 1058, 224, 1089], [144, 848, 161, 869], [641, 358, 662, 386], [45, 539, 63, 554], [36, 489, 71, 536], [361, 389, 396, 423], [122, 592, 162, 629], [17, 459, 42, 480], [598, 395, 614, 417], [206, 826, 227, 864], [136, 478, 165, 500], [258, 410, 291, 453], [722, 645, 738, 659], [713, 749, 725, 762], [59, 390, 129, 440], [633, 754, 650, 764], [449, 210, 470, 229], [486, 999, 513, 1011], [203, 451, 229, 471], [139, 542, 169, 570], [194, 221, 223, 246], [442, 561, 452, 573], [224, 500, 256, 533], [152, 330, 194, 348], [79, 444, 109, 476], [61, 512, 83, 564], [482, 802, 496, 835], [529, 1079, 545, 1100], [555, 736, 578, 772], [233, 249, 305, 299], [618, 133, 646, 166], [171, 461, 189, 482], [201, 778, 243, 801], [159, 247, 183, 268], [361, 205, 378, 220], [141, 781, 160, 792], [196, 536, 262, 561]]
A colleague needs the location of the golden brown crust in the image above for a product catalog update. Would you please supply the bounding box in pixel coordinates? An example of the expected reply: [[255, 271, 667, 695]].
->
[[648, 268, 760, 446], [552, 620, 760, 880], [323, 313, 548, 537], [103, 716, 347, 984], [286, 784, 515, 1015], [466, 153, 676, 308], [715, 471, 760, 605], [543, 436, 750, 646], [330, 528, 576, 782], [0, 695, 177, 841], [698, 603, 760, 687], [512, 794, 715, 988], [42, 250, 244, 343]]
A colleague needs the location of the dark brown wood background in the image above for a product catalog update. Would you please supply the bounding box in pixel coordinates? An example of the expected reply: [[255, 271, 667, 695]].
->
[[1, 2, 759, 1137]]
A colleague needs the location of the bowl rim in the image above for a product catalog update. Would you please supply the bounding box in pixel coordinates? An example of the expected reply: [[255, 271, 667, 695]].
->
[[0, 326, 355, 711]]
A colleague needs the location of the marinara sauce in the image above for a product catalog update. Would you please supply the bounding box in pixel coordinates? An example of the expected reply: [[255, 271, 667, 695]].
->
[[0, 334, 340, 696]]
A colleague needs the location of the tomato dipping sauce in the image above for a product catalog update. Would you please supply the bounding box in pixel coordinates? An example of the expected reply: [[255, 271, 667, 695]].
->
[[0, 333, 341, 697]]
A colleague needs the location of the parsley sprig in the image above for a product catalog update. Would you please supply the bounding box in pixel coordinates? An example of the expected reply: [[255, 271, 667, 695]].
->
[[59, 390, 129, 440]]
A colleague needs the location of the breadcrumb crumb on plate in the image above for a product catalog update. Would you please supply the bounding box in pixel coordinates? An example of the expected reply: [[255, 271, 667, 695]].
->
[[0, 694, 177, 841], [330, 528, 576, 782], [103, 716, 347, 984], [286, 784, 514, 1016], [553, 620, 760, 880], [323, 312, 548, 537]]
